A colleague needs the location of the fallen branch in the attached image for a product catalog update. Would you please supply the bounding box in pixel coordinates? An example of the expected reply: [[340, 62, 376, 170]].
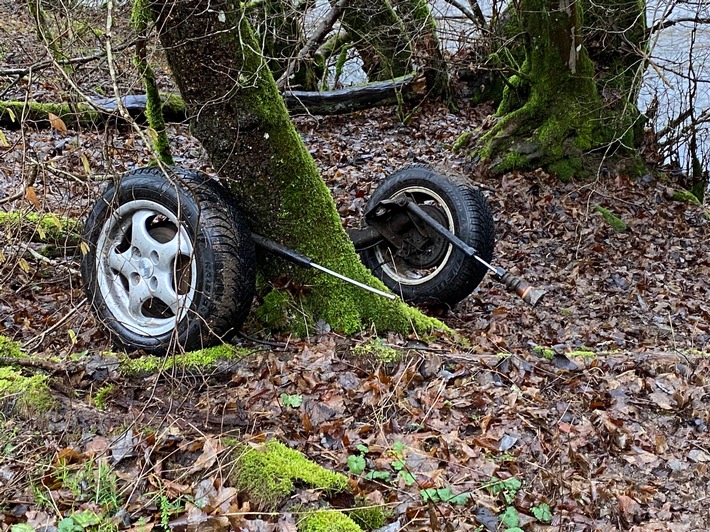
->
[[284, 73, 425, 115], [1, 72, 426, 129]]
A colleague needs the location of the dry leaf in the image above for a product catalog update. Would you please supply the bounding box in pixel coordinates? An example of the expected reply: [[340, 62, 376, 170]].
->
[[25, 186, 41, 209], [80, 153, 91, 175], [48, 112, 68, 134], [18, 257, 31, 273], [187, 437, 221, 474]]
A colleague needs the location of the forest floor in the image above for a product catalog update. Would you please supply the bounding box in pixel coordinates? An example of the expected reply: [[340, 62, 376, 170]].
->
[[1, 3, 710, 531]]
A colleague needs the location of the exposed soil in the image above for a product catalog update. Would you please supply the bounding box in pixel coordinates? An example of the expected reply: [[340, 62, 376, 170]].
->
[[1, 3, 709, 531]]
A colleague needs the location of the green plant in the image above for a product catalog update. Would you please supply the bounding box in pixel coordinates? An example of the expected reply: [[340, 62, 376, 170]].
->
[[57, 509, 117, 532], [532, 502, 553, 523], [485, 476, 524, 531], [347, 454, 366, 475], [160, 494, 185, 528], [499, 505, 522, 531], [487, 476, 521, 504], [52, 457, 122, 514], [420, 487, 471, 505], [280, 393, 303, 408], [93, 384, 115, 411], [388, 442, 415, 486]]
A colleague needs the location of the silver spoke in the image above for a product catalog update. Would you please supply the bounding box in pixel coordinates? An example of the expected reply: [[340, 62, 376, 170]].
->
[[127, 278, 152, 319], [130, 210, 160, 258], [107, 248, 136, 278], [154, 232, 193, 272]]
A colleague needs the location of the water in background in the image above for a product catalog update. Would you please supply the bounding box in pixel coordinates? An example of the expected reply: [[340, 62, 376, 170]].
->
[[641, 1, 710, 175]]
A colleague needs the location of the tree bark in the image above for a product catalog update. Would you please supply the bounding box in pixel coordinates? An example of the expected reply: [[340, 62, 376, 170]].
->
[[478, 0, 646, 179], [146, 0, 440, 335]]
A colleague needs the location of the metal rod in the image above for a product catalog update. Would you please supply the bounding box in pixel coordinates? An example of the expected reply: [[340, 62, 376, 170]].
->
[[404, 202, 545, 306], [310, 263, 396, 299], [252, 233, 396, 300], [405, 202, 498, 274]]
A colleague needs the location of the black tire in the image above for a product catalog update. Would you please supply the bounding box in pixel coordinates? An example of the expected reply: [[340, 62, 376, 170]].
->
[[81, 167, 256, 355], [359, 165, 494, 306]]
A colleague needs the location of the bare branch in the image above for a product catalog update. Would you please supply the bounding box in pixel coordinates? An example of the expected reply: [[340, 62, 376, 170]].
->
[[444, 0, 487, 28], [0, 38, 138, 78], [650, 16, 710, 33], [277, 0, 350, 89]]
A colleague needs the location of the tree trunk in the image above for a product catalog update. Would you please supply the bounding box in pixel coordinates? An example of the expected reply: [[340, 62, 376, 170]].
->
[[479, 0, 646, 179], [393, 0, 453, 105], [339, 0, 413, 81], [147, 0, 440, 335]]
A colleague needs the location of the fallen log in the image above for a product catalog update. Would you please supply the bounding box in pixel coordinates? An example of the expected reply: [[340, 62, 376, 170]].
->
[[285, 73, 425, 115], [0, 73, 425, 129]]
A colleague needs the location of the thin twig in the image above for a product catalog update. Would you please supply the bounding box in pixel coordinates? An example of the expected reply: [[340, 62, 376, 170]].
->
[[0, 165, 37, 206], [22, 298, 86, 351], [0, 38, 138, 77]]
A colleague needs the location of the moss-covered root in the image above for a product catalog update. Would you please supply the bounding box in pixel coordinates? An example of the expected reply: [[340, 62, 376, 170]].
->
[[0, 367, 56, 418], [594, 206, 628, 232], [229, 440, 349, 510], [0, 211, 81, 243], [669, 188, 702, 206], [299, 510, 363, 532], [119, 343, 249, 377]]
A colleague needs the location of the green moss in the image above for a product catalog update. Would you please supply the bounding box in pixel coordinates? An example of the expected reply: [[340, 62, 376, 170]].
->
[[0, 367, 56, 417], [670, 189, 702, 205], [299, 510, 363, 532], [255, 289, 292, 330], [0, 101, 101, 129], [594, 206, 628, 232], [353, 338, 401, 363], [498, 150, 527, 172], [230, 440, 349, 510], [532, 345, 554, 360], [452, 131, 473, 153], [0, 335, 23, 358], [0, 212, 80, 243], [132, 0, 173, 165], [569, 350, 596, 359], [93, 384, 115, 411], [548, 158, 581, 182], [350, 502, 388, 530], [119, 344, 248, 376]]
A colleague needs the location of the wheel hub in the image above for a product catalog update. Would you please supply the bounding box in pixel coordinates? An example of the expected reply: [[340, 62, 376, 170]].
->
[[138, 257, 154, 279], [398, 204, 449, 269]]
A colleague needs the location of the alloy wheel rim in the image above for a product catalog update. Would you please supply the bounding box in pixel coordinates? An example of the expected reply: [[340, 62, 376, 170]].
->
[[95, 199, 198, 337]]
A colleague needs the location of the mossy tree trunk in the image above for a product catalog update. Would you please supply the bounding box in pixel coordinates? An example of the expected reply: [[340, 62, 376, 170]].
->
[[339, 0, 413, 81], [479, 0, 647, 179], [393, 0, 453, 104], [147, 0, 441, 335]]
